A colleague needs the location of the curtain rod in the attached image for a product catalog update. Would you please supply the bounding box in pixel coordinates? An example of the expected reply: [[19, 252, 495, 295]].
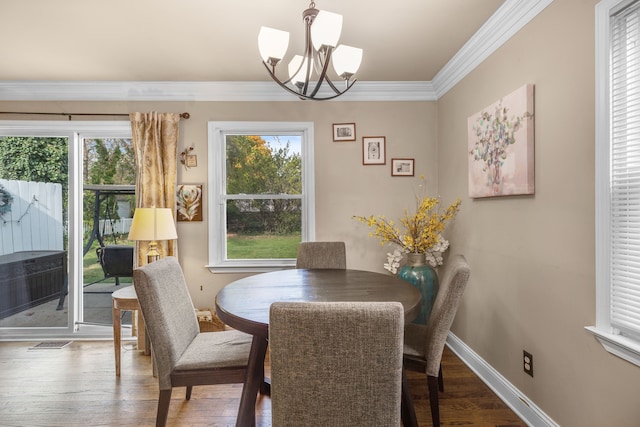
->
[[0, 111, 190, 120]]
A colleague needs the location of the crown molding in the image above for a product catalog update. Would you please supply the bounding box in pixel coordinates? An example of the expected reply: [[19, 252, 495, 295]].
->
[[0, 80, 436, 102], [0, 0, 552, 102], [432, 0, 554, 98]]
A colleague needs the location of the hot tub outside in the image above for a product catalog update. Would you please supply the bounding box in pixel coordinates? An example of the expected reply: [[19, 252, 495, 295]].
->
[[0, 250, 67, 319]]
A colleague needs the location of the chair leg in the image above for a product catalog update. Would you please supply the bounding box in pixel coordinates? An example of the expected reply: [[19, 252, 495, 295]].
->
[[259, 379, 271, 395], [185, 386, 193, 400], [438, 364, 444, 392], [427, 375, 440, 427], [157, 389, 172, 427], [401, 368, 418, 427]]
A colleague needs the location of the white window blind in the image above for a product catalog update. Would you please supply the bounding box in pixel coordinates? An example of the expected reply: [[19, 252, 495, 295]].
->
[[610, 1, 640, 340]]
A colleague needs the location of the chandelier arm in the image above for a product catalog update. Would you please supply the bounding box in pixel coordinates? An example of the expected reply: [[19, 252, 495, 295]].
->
[[262, 61, 315, 99], [325, 78, 343, 94], [300, 22, 315, 96], [262, 60, 357, 100], [301, 79, 358, 100], [262, 61, 296, 86], [307, 48, 333, 98], [302, 52, 313, 96]]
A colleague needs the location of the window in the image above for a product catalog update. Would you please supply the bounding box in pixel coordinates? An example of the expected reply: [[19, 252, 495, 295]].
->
[[207, 122, 315, 272], [591, 0, 640, 366]]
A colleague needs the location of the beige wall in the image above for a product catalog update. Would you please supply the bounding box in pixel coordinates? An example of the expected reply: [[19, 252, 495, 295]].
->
[[437, 0, 640, 425], [0, 100, 438, 309], [6, 1, 640, 424]]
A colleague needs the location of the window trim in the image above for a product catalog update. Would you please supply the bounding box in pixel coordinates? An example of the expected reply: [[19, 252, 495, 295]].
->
[[590, 0, 640, 367], [207, 121, 315, 273]]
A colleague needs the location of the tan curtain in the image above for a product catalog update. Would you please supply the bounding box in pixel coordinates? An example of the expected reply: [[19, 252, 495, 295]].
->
[[130, 112, 180, 267]]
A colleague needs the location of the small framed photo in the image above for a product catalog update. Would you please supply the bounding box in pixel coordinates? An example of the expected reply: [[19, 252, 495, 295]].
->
[[362, 136, 386, 165], [185, 154, 197, 168], [391, 158, 415, 176], [333, 123, 356, 141]]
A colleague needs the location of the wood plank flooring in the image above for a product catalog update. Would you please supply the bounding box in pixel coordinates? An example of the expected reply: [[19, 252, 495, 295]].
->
[[0, 340, 525, 426]]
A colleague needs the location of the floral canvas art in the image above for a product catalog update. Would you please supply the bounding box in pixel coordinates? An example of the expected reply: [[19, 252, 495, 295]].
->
[[176, 184, 203, 221], [468, 84, 535, 198]]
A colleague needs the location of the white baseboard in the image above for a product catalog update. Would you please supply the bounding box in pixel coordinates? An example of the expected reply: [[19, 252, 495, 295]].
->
[[446, 333, 559, 427]]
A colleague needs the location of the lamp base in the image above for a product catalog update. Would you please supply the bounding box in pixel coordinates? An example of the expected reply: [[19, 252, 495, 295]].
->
[[146, 241, 161, 264], [146, 254, 160, 264]]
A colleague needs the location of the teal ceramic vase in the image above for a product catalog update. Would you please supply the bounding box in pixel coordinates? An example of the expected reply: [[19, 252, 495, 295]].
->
[[398, 253, 439, 324]]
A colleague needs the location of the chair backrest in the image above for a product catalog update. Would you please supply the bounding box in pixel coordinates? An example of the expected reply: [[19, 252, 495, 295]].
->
[[132, 257, 200, 390], [424, 254, 471, 377], [295, 241, 346, 269], [269, 301, 404, 427]]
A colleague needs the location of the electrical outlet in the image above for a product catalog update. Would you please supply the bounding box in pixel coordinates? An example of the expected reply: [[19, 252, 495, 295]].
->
[[523, 350, 534, 377]]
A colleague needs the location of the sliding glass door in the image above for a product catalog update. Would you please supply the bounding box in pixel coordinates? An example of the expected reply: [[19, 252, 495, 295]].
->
[[0, 135, 70, 329], [81, 137, 135, 327], [0, 121, 132, 338]]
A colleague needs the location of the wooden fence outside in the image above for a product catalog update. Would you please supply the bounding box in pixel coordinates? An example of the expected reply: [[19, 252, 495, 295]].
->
[[0, 179, 64, 256]]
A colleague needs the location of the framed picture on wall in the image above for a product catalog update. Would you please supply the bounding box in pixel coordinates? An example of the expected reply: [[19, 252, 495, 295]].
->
[[467, 83, 535, 198], [333, 123, 356, 141], [391, 158, 414, 176], [362, 136, 386, 165], [176, 184, 203, 222]]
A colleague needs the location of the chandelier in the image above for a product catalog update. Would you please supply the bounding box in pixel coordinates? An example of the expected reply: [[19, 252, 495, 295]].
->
[[258, 2, 363, 101]]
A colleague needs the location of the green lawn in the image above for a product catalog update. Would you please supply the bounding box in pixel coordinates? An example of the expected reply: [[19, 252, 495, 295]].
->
[[82, 233, 298, 282], [227, 233, 300, 259]]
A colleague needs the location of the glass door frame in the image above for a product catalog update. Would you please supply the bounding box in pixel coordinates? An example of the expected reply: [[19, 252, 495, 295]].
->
[[0, 120, 132, 340]]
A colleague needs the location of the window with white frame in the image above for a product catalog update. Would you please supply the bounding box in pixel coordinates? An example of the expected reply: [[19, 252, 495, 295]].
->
[[207, 122, 315, 272], [592, 0, 640, 367]]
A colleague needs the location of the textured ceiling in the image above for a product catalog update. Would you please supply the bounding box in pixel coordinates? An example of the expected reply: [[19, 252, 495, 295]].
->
[[0, 0, 505, 83]]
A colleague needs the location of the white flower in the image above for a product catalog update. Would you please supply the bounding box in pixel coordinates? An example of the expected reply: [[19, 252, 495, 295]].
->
[[383, 248, 405, 274], [424, 234, 450, 267]]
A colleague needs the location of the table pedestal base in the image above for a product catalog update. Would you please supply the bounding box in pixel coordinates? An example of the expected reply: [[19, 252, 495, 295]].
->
[[236, 335, 268, 427]]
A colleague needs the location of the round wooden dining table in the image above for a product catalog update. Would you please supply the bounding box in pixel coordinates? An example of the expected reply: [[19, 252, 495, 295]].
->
[[215, 268, 422, 427]]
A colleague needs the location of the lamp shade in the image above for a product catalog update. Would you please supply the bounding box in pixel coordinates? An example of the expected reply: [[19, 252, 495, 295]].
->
[[258, 26, 290, 63], [288, 55, 309, 85], [128, 208, 177, 241], [311, 10, 342, 51], [332, 44, 363, 78]]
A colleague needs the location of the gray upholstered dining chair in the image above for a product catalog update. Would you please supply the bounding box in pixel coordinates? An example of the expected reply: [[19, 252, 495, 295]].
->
[[132, 257, 253, 427], [269, 301, 404, 427], [295, 241, 347, 269], [402, 253, 471, 427]]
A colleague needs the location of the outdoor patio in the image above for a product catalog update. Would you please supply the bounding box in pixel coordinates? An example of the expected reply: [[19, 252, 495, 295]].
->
[[0, 279, 132, 328]]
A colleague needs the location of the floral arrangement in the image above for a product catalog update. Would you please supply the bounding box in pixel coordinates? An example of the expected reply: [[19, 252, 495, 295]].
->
[[354, 178, 460, 272]]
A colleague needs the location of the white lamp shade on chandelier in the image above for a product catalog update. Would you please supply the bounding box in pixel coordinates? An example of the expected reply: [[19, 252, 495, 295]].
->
[[258, 27, 289, 64], [258, 2, 363, 100], [288, 55, 308, 86], [332, 45, 363, 79], [310, 10, 342, 51]]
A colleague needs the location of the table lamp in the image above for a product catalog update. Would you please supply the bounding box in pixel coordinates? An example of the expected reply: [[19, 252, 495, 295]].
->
[[128, 207, 178, 264]]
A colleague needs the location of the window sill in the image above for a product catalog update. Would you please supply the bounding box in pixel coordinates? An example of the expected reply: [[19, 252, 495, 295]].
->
[[585, 326, 640, 368]]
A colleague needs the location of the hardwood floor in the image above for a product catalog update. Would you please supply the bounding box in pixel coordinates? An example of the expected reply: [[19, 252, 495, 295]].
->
[[0, 340, 525, 426]]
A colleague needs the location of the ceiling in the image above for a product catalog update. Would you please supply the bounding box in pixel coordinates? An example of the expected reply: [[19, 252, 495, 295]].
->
[[0, 0, 505, 83]]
